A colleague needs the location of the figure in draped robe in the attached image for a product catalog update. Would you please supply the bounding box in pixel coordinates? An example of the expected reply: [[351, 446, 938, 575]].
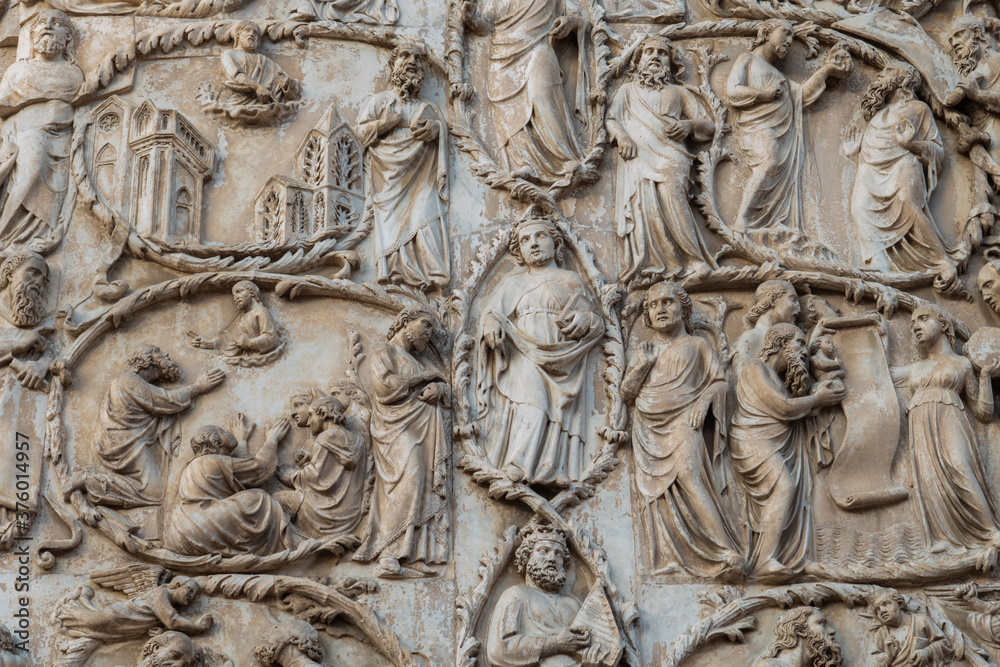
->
[[621, 282, 744, 577], [163, 420, 302, 556], [0, 10, 83, 249], [187, 280, 284, 366], [478, 212, 604, 487], [464, 0, 593, 187], [891, 305, 1000, 555], [0, 249, 54, 389], [731, 279, 800, 379], [274, 395, 366, 539], [725, 20, 851, 232], [870, 590, 954, 667], [358, 45, 450, 293], [353, 306, 450, 578], [844, 64, 959, 289], [730, 323, 845, 578], [607, 36, 717, 283], [79, 345, 225, 508], [486, 522, 612, 667]]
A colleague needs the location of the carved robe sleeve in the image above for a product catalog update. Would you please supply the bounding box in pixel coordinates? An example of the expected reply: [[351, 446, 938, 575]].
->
[[127, 377, 193, 417], [243, 308, 279, 353], [486, 589, 547, 667]]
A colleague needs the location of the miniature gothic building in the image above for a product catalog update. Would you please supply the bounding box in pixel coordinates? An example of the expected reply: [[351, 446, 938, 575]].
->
[[253, 103, 364, 243], [88, 97, 215, 244]]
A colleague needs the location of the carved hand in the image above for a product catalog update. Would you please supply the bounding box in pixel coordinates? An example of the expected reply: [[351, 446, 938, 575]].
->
[[196, 613, 214, 632], [267, 419, 291, 444], [15, 358, 50, 391], [664, 120, 690, 142], [812, 379, 846, 406], [687, 398, 710, 430], [559, 311, 594, 339], [980, 358, 1000, 378], [549, 16, 576, 39], [895, 118, 917, 148], [292, 449, 310, 467], [762, 81, 784, 102], [955, 582, 979, 601], [231, 412, 256, 443], [411, 119, 440, 142], [186, 330, 216, 349], [418, 381, 450, 405], [615, 134, 638, 160], [581, 644, 611, 667], [553, 627, 591, 654], [482, 313, 505, 349], [191, 367, 226, 395], [640, 341, 657, 368], [843, 124, 863, 148]]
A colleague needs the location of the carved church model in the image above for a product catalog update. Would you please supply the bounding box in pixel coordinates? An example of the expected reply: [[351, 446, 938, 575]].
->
[[87, 96, 215, 244], [253, 103, 364, 243]]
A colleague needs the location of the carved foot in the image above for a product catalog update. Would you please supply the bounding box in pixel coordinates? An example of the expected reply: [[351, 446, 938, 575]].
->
[[374, 557, 438, 579]]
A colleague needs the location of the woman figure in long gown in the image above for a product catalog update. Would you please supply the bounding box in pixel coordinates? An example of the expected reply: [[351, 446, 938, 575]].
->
[[892, 305, 1000, 556]]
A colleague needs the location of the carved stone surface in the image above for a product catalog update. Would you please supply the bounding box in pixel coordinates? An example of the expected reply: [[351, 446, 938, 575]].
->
[[14, 0, 1000, 663]]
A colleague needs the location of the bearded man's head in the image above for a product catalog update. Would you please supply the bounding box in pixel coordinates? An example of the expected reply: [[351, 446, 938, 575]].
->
[[389, 45, 425, 100], [759, 322, 810, 398], [0, 250, 49, 328], [949, 16, 990, 77], [139, 631, 200, 667], [515, 522, 571, 593], [763, 607, 843, 667]]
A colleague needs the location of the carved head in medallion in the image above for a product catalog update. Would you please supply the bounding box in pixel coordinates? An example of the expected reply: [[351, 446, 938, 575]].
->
[[190, 425, 239, 457], [139, 631, 200, 667], [0, 249, 49, 328], [28, 9, 76, 64], [910, 304, 955, 350], [861, 64, 921, 121], [759, 323, 810, 398], [643, 281, 692, 334], [763, 607, 843, 667], [232, 20, 261, 52], [307, 394, 346, 434], [388, 305, 438, 353], [515, 522, 571, 593], [388, 44, 426, 101], [948, 16, 990, 77], [745, 280, 798, 328], [977, 257, 1000, 314], [254, 619, 325, 667], [232, 280, 261, 312], [127, 344, 183, 384], [632, 35, 680, 89], [752, 19, 794, 60], [510, 212, 565, 267], [871, 589, 907, 629]]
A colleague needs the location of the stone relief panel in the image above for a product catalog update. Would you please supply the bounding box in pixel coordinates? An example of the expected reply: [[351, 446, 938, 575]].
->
[[11, 0, 1000, 661]]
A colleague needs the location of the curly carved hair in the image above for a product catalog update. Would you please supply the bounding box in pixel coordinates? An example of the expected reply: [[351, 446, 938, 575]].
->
[[190, 425, 237, 457], [514, 522, 571, 575], [140, 632, 199, 666], [627, 35, 684, 81], [643, 281, 692, 333], [509, 211, 566, 266], [309, 394, 346, 425], [232, 279, 261, 299], [861, 64, 921, 121], [254, 620, 324, 666], [758, 322, 805, 361], [126, 344, 170, 374], [0, 249, 48, 292], [763, 608, 823, 658], [387, 305, 437, 341], [752, 19, 794, 50], [745, 280, 796, 327]]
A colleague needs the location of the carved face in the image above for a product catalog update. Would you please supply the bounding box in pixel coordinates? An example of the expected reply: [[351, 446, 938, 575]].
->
[[646, 289, 683, 332], [31, 12, 70, 59], [767, 24, 794, 59], [329, 386, 352, 409], [233, 283, 255, 311], [5, 257, 48, 328], [290, 396, 312, 427], [637, 42, 671, 86], [813, 336, 835, 357], [525, 539, 568, 592], [517, 222, 557, 267], [873, 593, 904, 628], [803, 611, 842, 666], [949, 23, 983, 65], [236, 24, 260, 51], [404, 316, 434, 352], [779, 331, 809, 367], [151, 350, 183, 383], [774, 289, 800, 324], [144, 635, 198, 667], [978, 262, 1000, 314], [391, 49, 424, 98], [910, 308, 943, 347], [170, 579, 200, 606]]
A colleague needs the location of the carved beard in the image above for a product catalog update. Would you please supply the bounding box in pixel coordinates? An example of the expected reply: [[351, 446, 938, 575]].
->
[[526, 559, 567, 592], [782, 346, 810, 398], [637, 60, 669, 89], [8, 277, 45, 327], [952, 40, 981, 77], [142, 653, 192, 667], [392, 66, 423, 101], [860, 78, 896, 122], [804, 631, 843, 667], [33, 32, 64, 57], [156, 358, 182, 384]]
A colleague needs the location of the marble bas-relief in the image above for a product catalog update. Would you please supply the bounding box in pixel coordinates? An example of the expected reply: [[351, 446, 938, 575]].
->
[[29, 0, 1000, 662]]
